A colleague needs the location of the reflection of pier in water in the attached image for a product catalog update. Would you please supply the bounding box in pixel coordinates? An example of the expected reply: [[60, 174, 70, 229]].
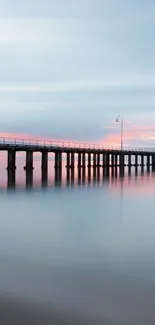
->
[[5, 164, 153, 190]]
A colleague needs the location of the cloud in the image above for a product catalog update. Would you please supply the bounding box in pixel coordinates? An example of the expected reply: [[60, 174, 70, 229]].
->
[[0, 1, 155, 145], [101, 121, 155, 147], [1, 80, 155, 93], [1, 119, 155, 148]]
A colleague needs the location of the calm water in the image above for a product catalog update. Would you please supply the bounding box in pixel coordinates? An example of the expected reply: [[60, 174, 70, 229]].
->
[[0, 155, 155, 324]]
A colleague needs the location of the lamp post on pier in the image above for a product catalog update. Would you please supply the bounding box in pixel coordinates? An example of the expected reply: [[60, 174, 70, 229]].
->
[[116, 115, 124, 151]]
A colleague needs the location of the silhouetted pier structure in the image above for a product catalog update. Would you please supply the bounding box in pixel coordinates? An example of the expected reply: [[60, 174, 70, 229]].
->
[[1, 137, 155, 181]]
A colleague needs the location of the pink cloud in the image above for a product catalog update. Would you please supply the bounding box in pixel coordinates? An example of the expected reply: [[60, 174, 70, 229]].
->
[[102, 121, 155, 147], [0, 122, 155, 149]]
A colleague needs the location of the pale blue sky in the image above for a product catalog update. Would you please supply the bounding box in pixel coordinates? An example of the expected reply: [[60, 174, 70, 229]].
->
[[0, 0, 155, 145]]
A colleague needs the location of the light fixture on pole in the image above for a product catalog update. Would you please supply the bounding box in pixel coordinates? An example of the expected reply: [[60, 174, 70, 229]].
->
[[116, 115, 123, 151]]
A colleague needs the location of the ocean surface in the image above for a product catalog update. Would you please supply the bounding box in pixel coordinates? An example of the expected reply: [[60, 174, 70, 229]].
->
[[0, 153, 155, 325]]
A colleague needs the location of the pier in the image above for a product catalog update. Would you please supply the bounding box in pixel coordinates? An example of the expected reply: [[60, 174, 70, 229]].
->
[[0, 137, 155, 183]]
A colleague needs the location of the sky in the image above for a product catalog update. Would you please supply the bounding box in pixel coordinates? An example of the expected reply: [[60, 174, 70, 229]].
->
[[0, 0, 155, 146]]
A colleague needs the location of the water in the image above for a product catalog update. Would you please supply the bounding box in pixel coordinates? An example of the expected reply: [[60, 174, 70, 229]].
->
[[0, 155, 155, 324]]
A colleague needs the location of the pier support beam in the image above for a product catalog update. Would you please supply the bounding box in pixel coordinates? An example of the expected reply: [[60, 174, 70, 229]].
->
[[87, 153, 91, 167], [119, 153, 125, 176], [147, 155, 150, 166], [59, 152, 62, 168], [111, 154, 114, 167], [147, 155, 150, 172], [120, 153, 124, 167], [71, 152, 75, 168], [141, 154, 144, 167], [93, 153, 96, 167], [103, 153, 106, 167], [152, 154, 155, 171], [135, 154, 138, 167], [7, 150, 16, 170], [128, 154, 131, 167], [82, 153, 86, 168], [115, 154, 118, 167], [66, 153, 70, 168], [55, 152, 58, 168], [55, 152, 62, 168], [41, 152, 48, 185], [78, 153, 81, 168], [106, 153, 110, 167], [97, 153, 100, 167], [41, 151, 48, 171], [25, 151, 33, 171]]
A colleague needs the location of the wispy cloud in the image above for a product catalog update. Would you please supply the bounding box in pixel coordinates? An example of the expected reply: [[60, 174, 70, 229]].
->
[[1, 120, 155, 148], [101, 121, 155, 147], [0, 1, 155, 145], [1, 79, 155, 94]]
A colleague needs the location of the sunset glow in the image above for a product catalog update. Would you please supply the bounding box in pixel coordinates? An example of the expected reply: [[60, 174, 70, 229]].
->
[[0, 122, 155, 148]]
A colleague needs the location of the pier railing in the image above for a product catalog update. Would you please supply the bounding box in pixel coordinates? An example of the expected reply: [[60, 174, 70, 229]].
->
[[0, 137, 155, 153]]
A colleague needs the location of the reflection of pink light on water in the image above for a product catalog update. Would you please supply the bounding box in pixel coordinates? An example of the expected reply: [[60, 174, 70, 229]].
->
[[108, 171, 155, 196], [0, 152, 154, 193]]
